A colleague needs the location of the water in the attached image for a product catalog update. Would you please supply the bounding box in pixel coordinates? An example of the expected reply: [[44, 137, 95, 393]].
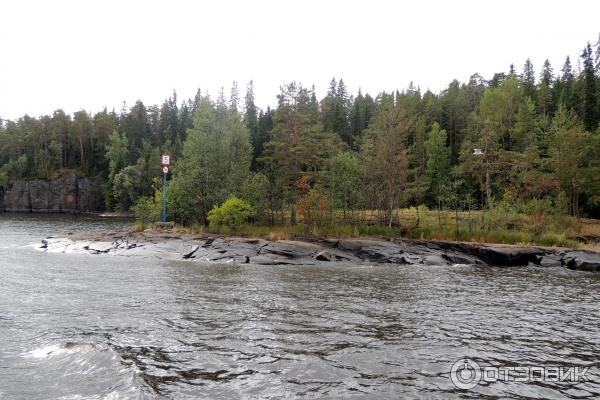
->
[[1, 213, 599, 399]]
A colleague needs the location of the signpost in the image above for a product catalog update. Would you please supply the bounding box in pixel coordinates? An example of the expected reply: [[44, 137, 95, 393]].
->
[[161, 155, 170, 223]]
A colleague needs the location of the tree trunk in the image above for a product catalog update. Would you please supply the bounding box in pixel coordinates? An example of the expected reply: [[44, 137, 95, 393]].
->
[[485, 161, 492, 210], [79, 137, 85, 169]]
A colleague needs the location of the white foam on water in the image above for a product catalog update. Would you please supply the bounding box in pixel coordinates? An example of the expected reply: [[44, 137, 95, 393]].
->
[[23, 344, 64, 359], [22, 343, 95, 359]]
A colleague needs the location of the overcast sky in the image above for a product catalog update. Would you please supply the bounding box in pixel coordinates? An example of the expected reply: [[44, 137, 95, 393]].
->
[[1, 0, 599, 120]]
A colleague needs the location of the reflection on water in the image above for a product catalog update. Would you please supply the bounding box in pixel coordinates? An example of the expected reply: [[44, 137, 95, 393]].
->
[[0, 213, 599, 399]]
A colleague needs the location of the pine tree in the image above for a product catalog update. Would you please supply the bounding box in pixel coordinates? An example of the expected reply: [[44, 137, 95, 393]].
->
[[230, 81, 240, 112], [594, 33, 600, 72], [538, 60, 554, 116], [580, 43, 598, 131], [243, 81, 260, 169], [521, 58, 537, 101], [559, 56, 575, 110]]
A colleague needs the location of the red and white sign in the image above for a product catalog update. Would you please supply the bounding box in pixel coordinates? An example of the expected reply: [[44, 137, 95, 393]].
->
[[162, 155, 170, 166]]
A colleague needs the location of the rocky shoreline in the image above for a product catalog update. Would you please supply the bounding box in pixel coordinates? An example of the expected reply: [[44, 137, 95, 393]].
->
[[38, 231, 600, 272]]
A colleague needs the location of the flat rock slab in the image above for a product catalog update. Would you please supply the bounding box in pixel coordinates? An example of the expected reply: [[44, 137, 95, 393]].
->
[[35, 233, 600, 271]]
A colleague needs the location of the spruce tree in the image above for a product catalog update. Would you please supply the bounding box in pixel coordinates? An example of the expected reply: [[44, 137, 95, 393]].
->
[[580, 43, 598, 131], [559, 56, 574, 110], [243, 81, 260, 169], [521, 58, 537, 101]]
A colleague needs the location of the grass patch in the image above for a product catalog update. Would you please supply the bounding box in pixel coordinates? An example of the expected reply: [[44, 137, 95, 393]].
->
[[139, 207, 600, 249]]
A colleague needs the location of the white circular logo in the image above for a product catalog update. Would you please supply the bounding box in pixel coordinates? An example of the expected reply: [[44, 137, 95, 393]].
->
[[450, 359, 482, 389], [163, 166, 169, 174]]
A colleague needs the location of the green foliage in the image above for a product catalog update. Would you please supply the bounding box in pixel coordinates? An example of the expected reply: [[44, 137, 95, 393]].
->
[[0, 170, 8, 188], [242, 172, 271, 223], [425, 122, 451, 205], [2, 154, 29, 180], [132, 195, 160, 229], [165, 173, 200, 225], [175, 94, 252, 223], [331, 151, 361, 214], [208, 196, 255, 229], [2, 32, 600, 228]]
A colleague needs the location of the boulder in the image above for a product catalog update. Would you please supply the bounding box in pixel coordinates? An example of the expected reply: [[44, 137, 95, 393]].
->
[[561, 251, 600, 272], [478, 246, 545, 266], [315, 250, 331, 261]]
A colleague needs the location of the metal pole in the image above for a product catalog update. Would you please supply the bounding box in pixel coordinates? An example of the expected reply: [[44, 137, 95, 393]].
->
[[162, 170, 167, 222]]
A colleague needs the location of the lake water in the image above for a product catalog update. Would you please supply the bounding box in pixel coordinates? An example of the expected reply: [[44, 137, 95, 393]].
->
[[0, 213, 599, 399]]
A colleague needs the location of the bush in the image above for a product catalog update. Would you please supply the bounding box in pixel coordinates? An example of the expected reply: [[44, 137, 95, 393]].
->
[[208, 196, 255, 229], [242, 172, 271, 223], [297, 188, 329, 226], [538, 233, 578, 248], [132, 195, 160, 230], [519, 198, 556, 216]]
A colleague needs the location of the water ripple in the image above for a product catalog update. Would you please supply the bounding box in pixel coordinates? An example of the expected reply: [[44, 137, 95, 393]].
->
[[1, 214, 599, 398]]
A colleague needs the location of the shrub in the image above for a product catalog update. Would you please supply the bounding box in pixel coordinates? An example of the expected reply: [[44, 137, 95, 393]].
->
[[242, 172, 271, 223], [132, 195, 160, 230], [519, 198, 556, 216], [297, 188, 329, 226], [208, 196, 255, 229], [538, 233, 578, 248]]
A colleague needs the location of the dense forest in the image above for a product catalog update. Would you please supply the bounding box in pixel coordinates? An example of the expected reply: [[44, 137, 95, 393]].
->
[[2, 36, 600, 227]]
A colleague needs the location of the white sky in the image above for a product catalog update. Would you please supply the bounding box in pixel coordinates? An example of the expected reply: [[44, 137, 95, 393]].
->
[[1, 0, 599, 120]]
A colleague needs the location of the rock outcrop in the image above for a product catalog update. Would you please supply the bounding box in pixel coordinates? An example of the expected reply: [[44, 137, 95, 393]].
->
[[37, 232, 600, 271], [0, 172, 98, 213], [561, 250, 600, 271]]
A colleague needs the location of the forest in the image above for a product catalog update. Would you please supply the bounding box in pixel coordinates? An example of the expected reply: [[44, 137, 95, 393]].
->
[[2, 37, 600, 240]]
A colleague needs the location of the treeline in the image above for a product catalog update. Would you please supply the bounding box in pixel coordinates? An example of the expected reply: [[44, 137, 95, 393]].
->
[[2, 37, 600, 225]]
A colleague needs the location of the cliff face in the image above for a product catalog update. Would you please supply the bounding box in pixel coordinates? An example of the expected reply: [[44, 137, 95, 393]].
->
[[0, 172, 99, 213]]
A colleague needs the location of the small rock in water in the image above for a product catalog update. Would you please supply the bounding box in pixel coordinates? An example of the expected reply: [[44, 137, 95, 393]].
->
[[315, 250, 331, 262]]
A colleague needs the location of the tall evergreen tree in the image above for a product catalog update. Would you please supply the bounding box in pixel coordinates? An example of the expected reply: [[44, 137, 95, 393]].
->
[[521, 58, 537, 101], [243, 81, 260, 168], [580, 43, 598, 131], [538, 59, 554, 116]]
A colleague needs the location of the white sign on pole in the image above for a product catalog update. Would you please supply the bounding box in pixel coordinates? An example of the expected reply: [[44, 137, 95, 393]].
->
[[162, 155, 170, 165], [163, 166, 169, 174]]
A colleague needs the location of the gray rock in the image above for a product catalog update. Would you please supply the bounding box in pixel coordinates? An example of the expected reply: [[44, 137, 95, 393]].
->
[[338, 239, 405, 262], [182, 245, 200, 259], [538, 253, 563, 268], [260, 241, 318, 258], [3, 181, 30, 212], [249, 255, 306, 265], [478, 246, 545, 266], [422, 255, 450, 266], [561, 251, 600, 271], [442, 252, 482, 265], [2, 172, 97, 213], [36, 232, 600, 272], [29, 180, 51, 211], [315, 250, 331, 261]]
